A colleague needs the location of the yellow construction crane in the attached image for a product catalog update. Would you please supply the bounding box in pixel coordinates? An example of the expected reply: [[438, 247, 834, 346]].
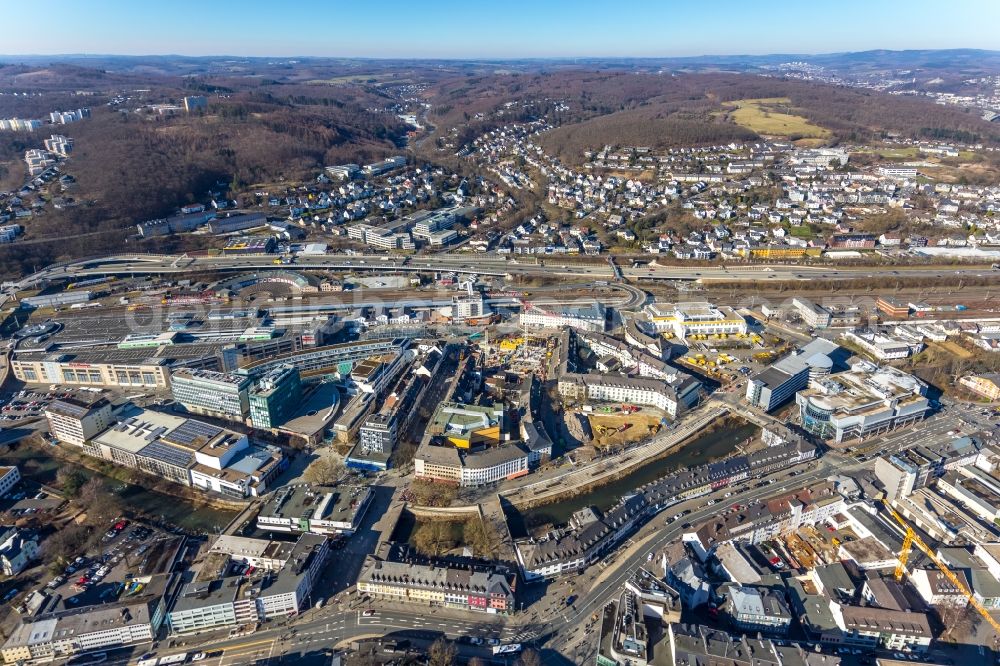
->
[[880, 499, 1000, 637]]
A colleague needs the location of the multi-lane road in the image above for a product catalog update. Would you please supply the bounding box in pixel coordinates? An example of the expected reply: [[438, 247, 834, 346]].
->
[[79, 403, 996, 666], [8, 252, 999, 294]]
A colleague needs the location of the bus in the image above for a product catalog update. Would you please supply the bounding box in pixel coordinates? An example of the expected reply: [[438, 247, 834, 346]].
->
[[492, 644, 522, 655]]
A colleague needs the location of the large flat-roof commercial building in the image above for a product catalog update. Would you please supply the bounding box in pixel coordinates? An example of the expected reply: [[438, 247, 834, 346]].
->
[[170, 368, 253, 422], [644, 302, 748, 339], [257, 484, 374, 536], [792, 297, 833, 329], [414, 441, 531, 487], [796, 362, 929, 443], [236, 337, 409, 377], [248, 365, 302, 429], [167, 534, 329, 635], [425, 401, 505, 450], [87, 407, 282, 497], [44, 396, 115, 446], [12, 352, 171, 389], [843, 329, 923, 361], [519, 302, 607, 332], [1, 577, 167, 664], [745, 339, 841, 412]]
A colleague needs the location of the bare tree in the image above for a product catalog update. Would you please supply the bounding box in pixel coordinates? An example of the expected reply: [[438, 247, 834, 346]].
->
[[79, 477, 123, 526], [428, 637, 458, 666], [516, 649, 543, 666], [302, 450, 345, 486]]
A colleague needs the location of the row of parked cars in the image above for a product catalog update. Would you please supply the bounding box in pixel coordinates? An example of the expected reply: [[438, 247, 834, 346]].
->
[[0, 389, 72, 421]]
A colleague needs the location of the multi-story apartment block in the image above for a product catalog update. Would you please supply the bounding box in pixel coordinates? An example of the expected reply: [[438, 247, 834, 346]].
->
[[959, 373, 1000, 401], [358, 558, 514, 614], [558, 373, 700, 419], [24, 148, 55, 176], [722, 584, 793, 634], [44, 396, 114, 446], [43, 134, 73, 156], [0, 118, 42, 131], [0, 466, 20, 497]]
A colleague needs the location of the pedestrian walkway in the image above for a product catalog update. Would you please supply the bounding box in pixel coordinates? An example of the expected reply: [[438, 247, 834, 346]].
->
[[502, 405, 728, 507]]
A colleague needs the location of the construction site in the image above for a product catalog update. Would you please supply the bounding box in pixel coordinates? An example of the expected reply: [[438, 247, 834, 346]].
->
[[676, 331, 794, 385], [581, 407, 665, 450]]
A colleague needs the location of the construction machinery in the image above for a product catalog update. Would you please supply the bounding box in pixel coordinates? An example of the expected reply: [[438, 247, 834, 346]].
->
[[880, 499, 1000, 636]]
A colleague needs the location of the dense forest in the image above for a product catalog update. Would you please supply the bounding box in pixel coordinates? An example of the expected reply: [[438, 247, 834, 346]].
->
[[0, 68, 410, 274]]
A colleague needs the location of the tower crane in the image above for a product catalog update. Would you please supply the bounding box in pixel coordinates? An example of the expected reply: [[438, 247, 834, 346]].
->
[[880, 498, 1000, 637]]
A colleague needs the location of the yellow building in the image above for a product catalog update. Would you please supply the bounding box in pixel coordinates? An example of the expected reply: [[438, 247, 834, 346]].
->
[[644, 302, 749, 338], [425, 401, 504, 449], [739, 246, 823, 260], [959, 374, 1000, 401]]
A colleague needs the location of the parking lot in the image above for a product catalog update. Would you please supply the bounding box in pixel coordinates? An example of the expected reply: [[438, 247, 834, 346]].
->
[[29, 519, 180, 615], [0, 387, 102, 424], [0, 485, 63, 521]]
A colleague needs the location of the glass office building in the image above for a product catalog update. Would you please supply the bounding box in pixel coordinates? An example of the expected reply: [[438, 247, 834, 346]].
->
[[248, 365, 302, 429], [170, 368, 253, 422]]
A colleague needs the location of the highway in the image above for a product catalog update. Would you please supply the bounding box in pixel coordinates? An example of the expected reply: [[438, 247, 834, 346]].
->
[[8, 252, 999, 294]]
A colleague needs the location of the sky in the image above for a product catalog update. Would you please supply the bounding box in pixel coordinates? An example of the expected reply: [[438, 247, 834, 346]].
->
[[3, 0, 999, 59]]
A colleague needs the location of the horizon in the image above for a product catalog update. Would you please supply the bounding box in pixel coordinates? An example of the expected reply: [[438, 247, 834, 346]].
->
[[3, 0, 999, 59], [3, 46, 1000, 63]]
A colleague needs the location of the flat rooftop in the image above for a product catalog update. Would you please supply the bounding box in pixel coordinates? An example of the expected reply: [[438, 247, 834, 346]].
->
[[260, 483, 370, 522], [800, 366, 927, 414], [280, 382, 341, 437], [647, 301, 743, 322], [426, 401, 502, 437]]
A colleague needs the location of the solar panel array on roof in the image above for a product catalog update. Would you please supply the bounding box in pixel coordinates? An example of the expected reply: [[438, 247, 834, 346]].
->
[[138, 440, 193, 468], [167, 419, 224, 447], [48, 400, 90, 418]]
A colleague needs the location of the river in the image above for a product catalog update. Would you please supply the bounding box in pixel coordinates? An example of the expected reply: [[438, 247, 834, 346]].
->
[[0, 441, 238, 533], [507, 421, 759, 537]]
